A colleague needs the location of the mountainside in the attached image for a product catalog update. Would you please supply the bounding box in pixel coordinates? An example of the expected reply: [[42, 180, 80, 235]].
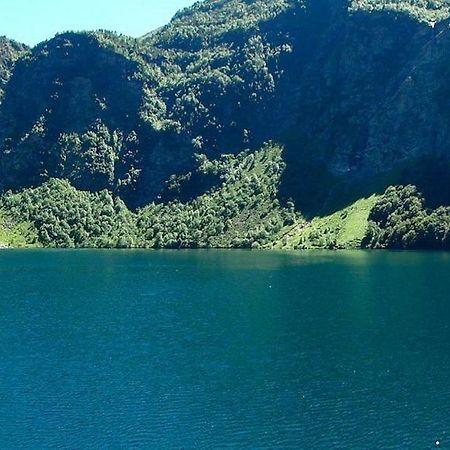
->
[[1, 0, 450, 249], [0, 37, 28, 103]]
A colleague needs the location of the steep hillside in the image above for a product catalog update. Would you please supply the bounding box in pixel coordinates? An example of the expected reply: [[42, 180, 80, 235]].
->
[[1, 0, 450, 248], [0, 37, 28, 102], [351, 0, 450, 23], [0, 33, 147, 204], [1, 143, 297, 249]]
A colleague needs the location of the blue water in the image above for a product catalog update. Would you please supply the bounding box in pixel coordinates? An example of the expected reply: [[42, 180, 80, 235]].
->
[[0, 250, 449, 449]]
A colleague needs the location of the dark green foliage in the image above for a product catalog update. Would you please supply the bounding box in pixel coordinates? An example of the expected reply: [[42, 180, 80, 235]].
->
[[1, 179, 137, 248], [351, 0, 450, 23], [137, 143, 298, 248], [1, 0, 450, 249], [0, 37, 28, 102], [58, 120, 123, 191], [0, 33, 145, 205], [364, 185, 450, 249], [0, 144, 297, 249], [2, 0, 450, 212]]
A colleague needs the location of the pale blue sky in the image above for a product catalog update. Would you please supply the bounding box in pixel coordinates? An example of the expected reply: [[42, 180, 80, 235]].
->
[[0, 0, 197, 47]]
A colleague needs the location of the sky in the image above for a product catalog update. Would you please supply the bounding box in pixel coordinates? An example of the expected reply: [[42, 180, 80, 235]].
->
[[0, 0, 197, 47]]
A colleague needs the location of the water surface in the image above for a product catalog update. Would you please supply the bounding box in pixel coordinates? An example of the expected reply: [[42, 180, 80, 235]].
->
[[0, 250, 449, 449]]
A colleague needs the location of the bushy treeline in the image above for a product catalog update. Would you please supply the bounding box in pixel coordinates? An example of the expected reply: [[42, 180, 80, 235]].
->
[[0, 144, 298, 249], [138, 144, 298, 248], [1, 179, 137, 248], [351, 0, 450, 23], [272, 185, 450, 251], [3, 178, 450, 251], [363, 185, 450, 249]]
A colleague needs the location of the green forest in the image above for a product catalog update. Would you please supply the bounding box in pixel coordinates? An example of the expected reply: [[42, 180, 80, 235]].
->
[[1, 144, 448, 250], [1, 0, 450, 250]]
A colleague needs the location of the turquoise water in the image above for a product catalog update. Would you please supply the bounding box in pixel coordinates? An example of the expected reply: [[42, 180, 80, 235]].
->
[[0, 250, 449, 449]]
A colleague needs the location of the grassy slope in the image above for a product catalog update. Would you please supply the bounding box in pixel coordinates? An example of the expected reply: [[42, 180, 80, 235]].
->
[[0, 212, 36, 248], [274, 196, 379, 249]]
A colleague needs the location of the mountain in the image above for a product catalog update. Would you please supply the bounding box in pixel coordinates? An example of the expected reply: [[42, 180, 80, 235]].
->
[[1, 0, 450, 249]]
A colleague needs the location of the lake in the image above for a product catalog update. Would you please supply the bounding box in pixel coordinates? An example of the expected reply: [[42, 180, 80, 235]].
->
[[0, 250, 449, 449]]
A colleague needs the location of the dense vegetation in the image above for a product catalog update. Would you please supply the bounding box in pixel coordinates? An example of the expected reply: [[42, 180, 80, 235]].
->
[[0, 0, 301, 206], [363, 185, 450, 249], [1, 0, 450, 249], [1, 167, 449, 250], [0, 144, 298, 249], [137, 144, 298, 248], [350, 0, 450, 23], [0, 212, 34, 248], [1, 179, 137, 248], [0, 37, 28, 102]]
